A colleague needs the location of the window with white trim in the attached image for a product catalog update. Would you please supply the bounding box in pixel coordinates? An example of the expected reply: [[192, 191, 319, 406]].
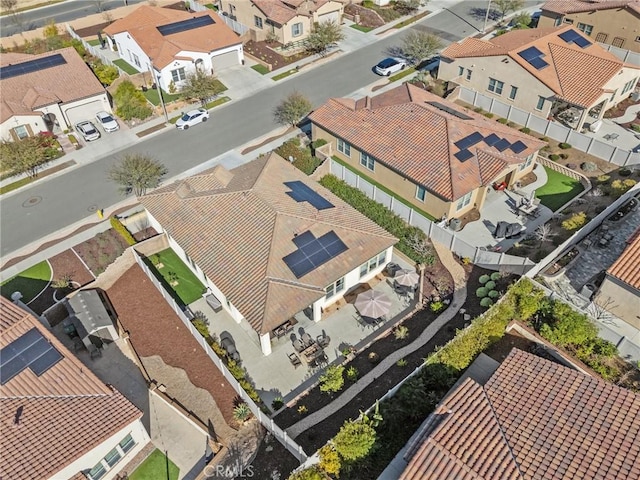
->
[[132, 53, 140, 68], [13, 125, 29, 139], [509, 86, 518, 100], [456, 191, 472, 211], [416, 185, 426, 202], [292, 22, 303, 37], [325, 277, 345, 298], [86, 433, 137, 480], [622, 78, 637, 94], [254, 16, 263, 28], [466, 69, 472, 80], [518, 154, 534, 171], [337, 138, 351, 157], [359, 252, 386, 278], [488, 78, 504, 95], [88, 463, 107, 480], [458, 66, 464, 76], [119, 434, 135, 454], [360, 152, 375, 171], [577, 23, 593, 36], [535, 96, 545, 111], [610, 89, 617, 102], [171, 67, 186, 82], [104, 448, 122, 468]]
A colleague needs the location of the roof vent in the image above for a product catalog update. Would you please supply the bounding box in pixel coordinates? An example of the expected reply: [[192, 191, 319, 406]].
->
[[14, 406, 23, 425]]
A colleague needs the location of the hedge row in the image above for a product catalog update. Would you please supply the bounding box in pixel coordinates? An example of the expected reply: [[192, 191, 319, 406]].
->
[[110, 216, 136, 246]]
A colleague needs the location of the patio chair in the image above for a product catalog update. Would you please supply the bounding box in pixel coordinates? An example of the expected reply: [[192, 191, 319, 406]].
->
[[288, 352, 302, 368], [301, 332, 314, 348], [292, 338, 305, 353], [317, 334, 331, 348]]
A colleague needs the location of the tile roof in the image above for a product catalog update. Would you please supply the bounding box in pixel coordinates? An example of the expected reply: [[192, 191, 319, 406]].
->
[[542, 0, 640, 15], [252, 0, 333, 25], [309, 83, 545, 201], [139, 153, 397, 335], [400, 348, 640, 480], [103, 6, 241, 69], [440, 26, 637, 107], [0, 47, 106, 123], [607, 225, 640, 290], [0, 298, 142, 480]]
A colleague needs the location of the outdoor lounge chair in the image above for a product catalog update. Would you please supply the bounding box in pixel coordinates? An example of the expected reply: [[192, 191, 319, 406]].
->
[[288, 352, 302, 368], [317, 334, 331, 348], [292, 338, 305, 353]]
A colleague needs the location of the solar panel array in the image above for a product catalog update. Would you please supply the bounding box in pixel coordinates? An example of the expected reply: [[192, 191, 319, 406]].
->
[[454, 131, 529, 162], [0, 53, 67, 80], [285, 181, 334, 210], [558, 29, 591, 48], [517, 47, 549, 70], [426, 101, 473, 120], [157, 15, 214, 36], [283, 230, 348, 278], [0, 327, 63, 385]]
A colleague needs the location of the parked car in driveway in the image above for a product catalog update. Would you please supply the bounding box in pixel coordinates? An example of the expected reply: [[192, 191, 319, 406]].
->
[[95, 111, 119, 132], [374, 57, 406, 76], [75, 121, 100, 141], [175, 108, 209, 130]]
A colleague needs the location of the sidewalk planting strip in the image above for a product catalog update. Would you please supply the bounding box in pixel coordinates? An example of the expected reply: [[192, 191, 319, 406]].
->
[[0, 160, 76, 195]]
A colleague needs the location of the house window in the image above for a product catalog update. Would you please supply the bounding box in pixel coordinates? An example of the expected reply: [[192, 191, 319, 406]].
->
[[509, 86, 518, 100], [518, 154, 534, 171], [171, 67, 186, 82], [554, 17, 562, 27], [13, 125, 29, 139], [488, 78, 504, 95], [132, 53, 140, 67], [563, 18, 573, 24], [535, 96, 545, 111], [360, 152, 375, 171], [622, 78, 637, 94], [337, 138, 351, 157], [577, 23, 593, 36], [292, 22, 303, 37], [596, 33, 608, 43], [88, 463, 107, 480], [466, 69, 472, 80], [456, 191, 472, 211], [612, 37, 625, 48], [359, 252, 386, 278], [610, 89, 617, 102], [119, 434, 136, 454], [325, 277, 345, 298], [104, 448, 122, 468], [416, 185, 426, 202], [254, 15, 263, 28], [458, 66, 464, 76]]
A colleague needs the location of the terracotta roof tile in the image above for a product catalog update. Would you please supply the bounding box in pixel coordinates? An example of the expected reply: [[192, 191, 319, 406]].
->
[[607, 226, 640, 290], [252, 0, 333, 25], [140, 153, 397, 335], [103, 6, 240, 69], [0, 47, 105, 123], [400, 349, 640, 480], [309, 84, 544, 201], [541, 0, 640, 15], [0, 299, 142, 480]]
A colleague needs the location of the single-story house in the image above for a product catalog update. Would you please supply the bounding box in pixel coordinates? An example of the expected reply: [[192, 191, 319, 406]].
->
[[218, 0, 344, 44], [309, 83, 546, 220], [397, 348, 640, 479], [103, 5, 243, 91], [438, 26, 640, 131], [0, 47, 112, 141], [595, 226, 640, 329], [0, 297, 149, 480], [538, 0, 640, 53], [139, 152, 397, 355], [65, 289, 119, 349]]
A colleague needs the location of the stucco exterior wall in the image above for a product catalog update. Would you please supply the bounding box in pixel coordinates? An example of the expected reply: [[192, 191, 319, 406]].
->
[[1, 114, 43, 141], [596, 275, 640, 330], [61, 92, 112, 127], [538, 8, 640, 53], [112, 31, 149, 73]]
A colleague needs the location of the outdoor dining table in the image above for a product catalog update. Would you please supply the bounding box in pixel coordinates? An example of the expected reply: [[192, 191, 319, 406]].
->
[[301, 342, 324, 363], [519, 203, 539, 216]]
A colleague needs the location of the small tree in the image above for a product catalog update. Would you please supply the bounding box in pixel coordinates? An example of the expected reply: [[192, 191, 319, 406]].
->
[[511, 12, 531, 27], [273, 92, 312, 127], [304, 20, 345, 56], [93, 61, 119, 86], [404, 229, 435, 265], [333, 420, 376, 461], [494, 0, 524, 20], [108, 153, 168, 196], [318, 445, 341, 477], [395, 0, 423, 15], [401, 31, 443, 66], [0, 135, 53, 178], [43, 20, 59, 38], [180, 69, 224, 107], [113, 80, 152, 121], [533, 223, 555, 247], [319, 365, 345, 394]]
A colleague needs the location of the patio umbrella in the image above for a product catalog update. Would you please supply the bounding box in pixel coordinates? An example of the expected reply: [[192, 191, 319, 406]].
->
[[354, 290, 392, 319], [394, 269, 420, 288]]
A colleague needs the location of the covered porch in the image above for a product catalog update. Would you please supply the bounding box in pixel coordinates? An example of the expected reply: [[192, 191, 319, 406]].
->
[[551, 98, 606, 132]]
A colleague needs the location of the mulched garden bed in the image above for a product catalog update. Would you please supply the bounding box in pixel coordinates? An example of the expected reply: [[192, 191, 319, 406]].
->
[[244, 40, 309, 71], [72, 228, 129, 276], [249, 432, 301, 479]]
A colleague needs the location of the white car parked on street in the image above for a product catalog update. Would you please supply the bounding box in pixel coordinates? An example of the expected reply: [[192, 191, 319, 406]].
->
[[374, 57, 406, 76], [175, 108, 209, 130], [95, 111, 119, 132]]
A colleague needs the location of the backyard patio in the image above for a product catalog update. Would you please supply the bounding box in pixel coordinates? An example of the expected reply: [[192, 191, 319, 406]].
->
[[188, 254, 418, 407]]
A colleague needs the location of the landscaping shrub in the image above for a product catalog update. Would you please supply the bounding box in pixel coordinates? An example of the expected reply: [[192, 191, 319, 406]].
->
[[110, 216, 136, 246], [92, 61, 119, 86], [559, 142, 571, 149], [597, 175, 610, 183], [113, 80, 152, 121], [619, 167, 632, 177], [539, 301, 598, 347], [561, 211, 587, 231], [430, 300, 445, 313], [318, 445, 341, 478], [271, 396, 284, 411], [484, 280, 496, 290], [483, 112, 494, 119], [394, 325, 409, 340], [490, 272, 501, 281], [396, 358, 408, 367], [346, 366, 358, 381], [473, 107, 483, 113], [476, 287, 489, 298], [233, 403, 252, 424], [310, 138, 328, 155], [611, 179, 636, 197], [488, 290, 500, 299], [480, 297, 493, 308], [333, 420, 377, 461], [580, 161, 597, 172], [549, 154, 560, 161], [479, 274, 490, 284], [275, 138, 322, 175], [288, 467, 324, 480], [519, 127, 531, 134], [497, 118, 508, 124], [559, 153, 569, 159], [319, 365, 345, 394]]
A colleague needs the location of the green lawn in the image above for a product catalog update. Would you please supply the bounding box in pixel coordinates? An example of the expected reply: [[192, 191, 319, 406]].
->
[[389, 67, 416, 82], [146, 248, 205, 305], [88, 39, 101, 46], [129, 449, 179, 480], [143, 88, 182, 106], [251, 64, 270, 75], [350, 24, 374, 32], [272, 68, 299, 81], [113, 59, 139, 75], [535, 166, 585, 211], [0, 261, 52, 303]]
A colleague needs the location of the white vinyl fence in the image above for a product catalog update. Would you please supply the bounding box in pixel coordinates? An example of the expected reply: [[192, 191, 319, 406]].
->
[[65, 24, 128, 77], [131, 249, 308, 463], [191, 2, 249, 35], [598, 43, 640, 66], [329, 160, 535, 275], [458, 87, 640, 167]]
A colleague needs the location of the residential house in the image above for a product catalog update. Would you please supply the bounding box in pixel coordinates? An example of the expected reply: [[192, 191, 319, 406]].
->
[[139, 153, 397, 355], [103, 6, 243, 91], [0, 47, 112, 141], [0, 297, 149, 480], [218, 0, 344, 44], [539, 0, 640, 53], [438, 26, 640, 131], [595, 226, 640, 329], [308, 83, 546, 220], [398, 348, 640, 480]]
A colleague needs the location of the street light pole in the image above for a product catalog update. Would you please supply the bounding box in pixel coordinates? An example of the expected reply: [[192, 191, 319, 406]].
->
[[482, 0, 493, 33], [150, 60, 169, 123]]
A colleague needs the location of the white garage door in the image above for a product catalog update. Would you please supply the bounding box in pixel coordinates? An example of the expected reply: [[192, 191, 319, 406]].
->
[[211, 50, 239, 72], [318, 10, 340, 23], [64, 100, 104, 127]]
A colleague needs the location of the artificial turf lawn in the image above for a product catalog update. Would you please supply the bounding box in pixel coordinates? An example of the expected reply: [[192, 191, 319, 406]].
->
[[535, 166, 585, 211], [148, 248, 205, 305], [0, 261, 52, 303], [128, 449, 179, 480]]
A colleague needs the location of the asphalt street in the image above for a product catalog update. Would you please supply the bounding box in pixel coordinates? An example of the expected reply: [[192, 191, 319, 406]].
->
[[0, 0, 147, 37], [0, 1, 542, 257]]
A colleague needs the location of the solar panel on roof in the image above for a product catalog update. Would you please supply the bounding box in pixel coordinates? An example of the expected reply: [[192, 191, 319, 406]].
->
[[454, 132, 484, 150], [558, 29, 592, 48], [529, 57, 549, 70], [573, 36, 592, 48], [0, 53, 67, 80], [0, 327, 63, 385], [455, 150, 474, 162], [283, 230, 348, 278], [518, 46, 544, 62], [426, 101, 473, 120], [285, 181, 334, 210], [510, 140, 527, 154], [293, 231, 315, 248], [483, 133, 501, 146], [157, 15, 214, 36], [494, 139, 511, 152]]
